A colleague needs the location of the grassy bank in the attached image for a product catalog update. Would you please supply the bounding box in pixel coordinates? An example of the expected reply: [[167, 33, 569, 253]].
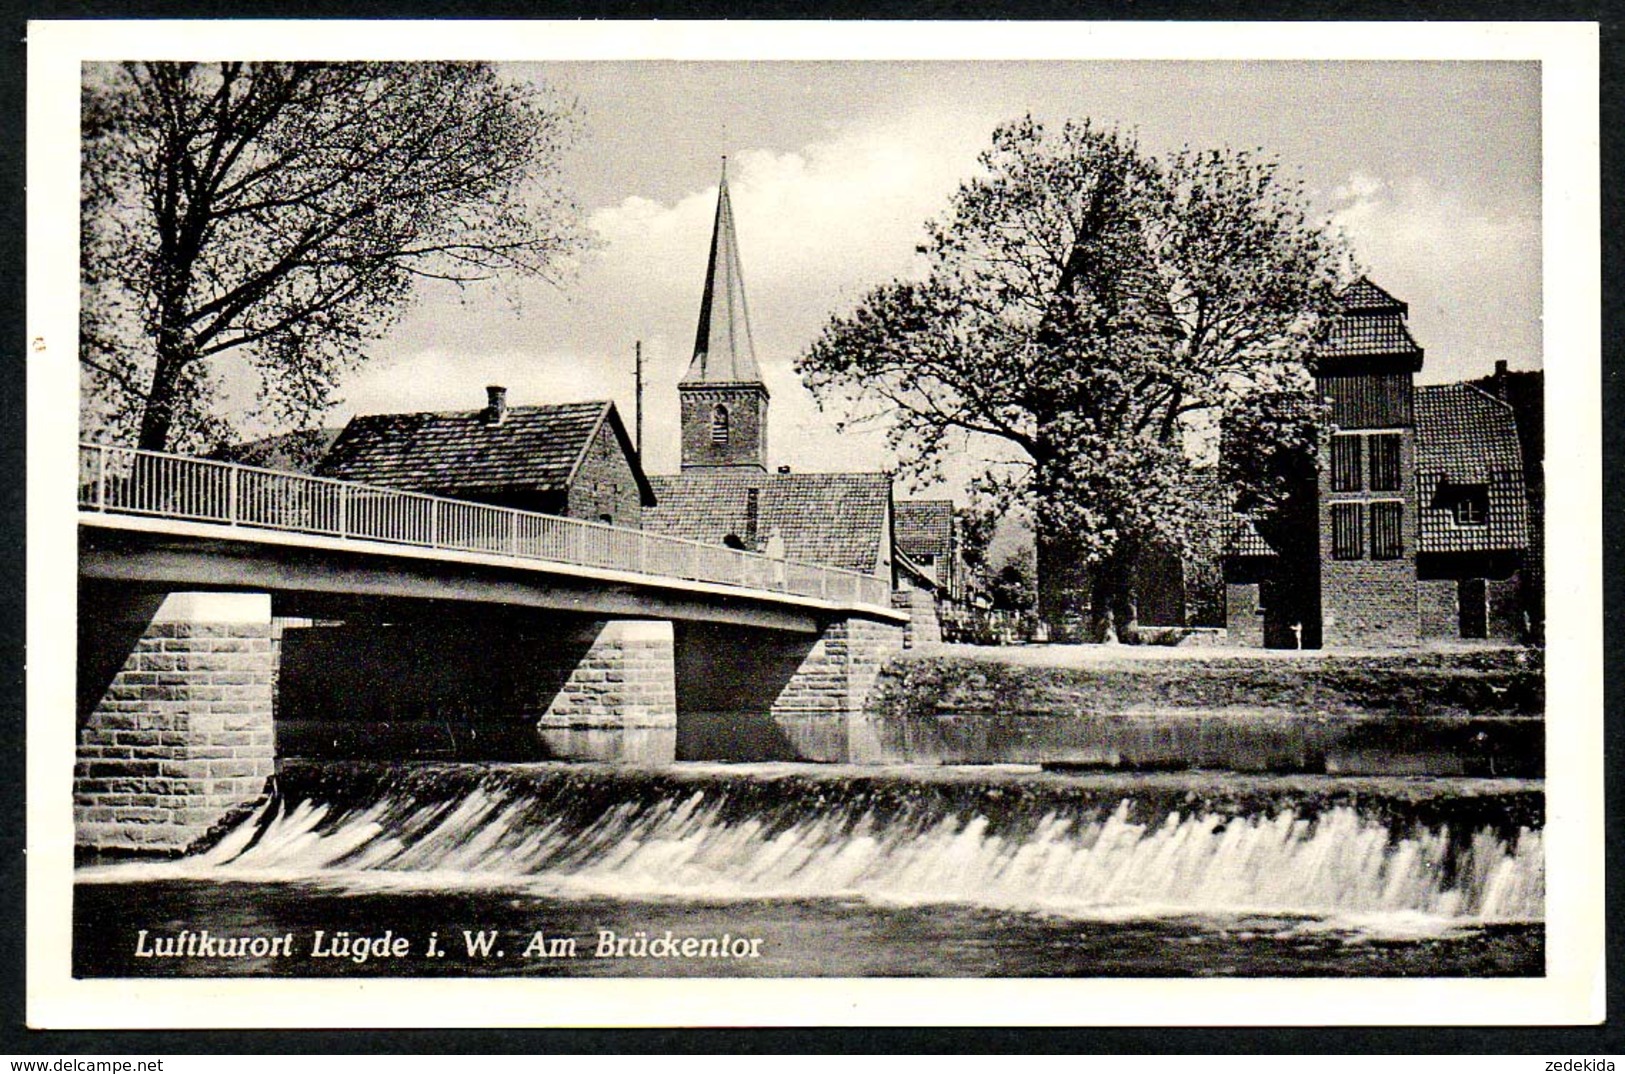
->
[[872, 645, 1544, 722]]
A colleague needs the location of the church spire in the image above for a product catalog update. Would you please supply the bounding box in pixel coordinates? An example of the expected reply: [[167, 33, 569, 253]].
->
[[682, 158, 765, 389], [677, 158, 770, 472]]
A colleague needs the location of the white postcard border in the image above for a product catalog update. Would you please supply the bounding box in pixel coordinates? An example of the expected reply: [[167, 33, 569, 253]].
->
[[25, 19, 1603, 1028]]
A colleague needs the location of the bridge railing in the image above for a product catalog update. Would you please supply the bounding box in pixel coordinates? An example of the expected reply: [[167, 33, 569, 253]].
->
[[78, 442, 892, 608]]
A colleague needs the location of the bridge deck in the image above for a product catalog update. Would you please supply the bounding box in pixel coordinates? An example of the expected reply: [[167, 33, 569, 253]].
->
[[78, 443, 898, 620]]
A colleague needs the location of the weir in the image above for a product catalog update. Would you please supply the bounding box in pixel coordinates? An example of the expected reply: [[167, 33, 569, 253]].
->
[[86, 762, 1545, 925]]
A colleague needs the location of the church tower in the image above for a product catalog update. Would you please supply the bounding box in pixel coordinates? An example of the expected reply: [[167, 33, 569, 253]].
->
[[679, 159, 770, 472]]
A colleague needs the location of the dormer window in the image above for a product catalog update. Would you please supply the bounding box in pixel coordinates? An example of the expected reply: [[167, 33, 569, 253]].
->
[[1433, 481, 1490, 527], [1452, 486, 1489, 527], [711, 404, 730, 445]]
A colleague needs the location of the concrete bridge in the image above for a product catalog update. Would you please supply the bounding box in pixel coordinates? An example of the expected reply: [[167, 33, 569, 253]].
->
[[77, 443, 908, 852]]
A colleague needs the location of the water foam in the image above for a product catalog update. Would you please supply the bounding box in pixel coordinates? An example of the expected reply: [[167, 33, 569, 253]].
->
[[78, 765, 1544, 925]]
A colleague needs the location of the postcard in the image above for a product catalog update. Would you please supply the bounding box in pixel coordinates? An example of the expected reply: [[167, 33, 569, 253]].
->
[[26, 19, 1602, 1028]]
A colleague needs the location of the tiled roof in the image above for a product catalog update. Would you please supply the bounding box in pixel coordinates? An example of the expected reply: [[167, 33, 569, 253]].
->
[[1338, 276, 1407, 313], [214, 427, 342, 474], [1226, 514, 1280, 557], [1416, 383, 1530, 553], [1185, 465, 1279, 558], [895, 500, 954, 559], [645, 470, 891, 575], [1316, 276, 1423, 365], [1318, 314, 1423, 360], [682, 162, 764, 388], [316, 401, 654, 503]]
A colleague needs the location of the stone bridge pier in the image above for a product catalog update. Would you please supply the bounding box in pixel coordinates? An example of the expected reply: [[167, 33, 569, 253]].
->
[[76, 586, 277, 854], [674, 617, 906, 763], [76, 581, 907, 852]]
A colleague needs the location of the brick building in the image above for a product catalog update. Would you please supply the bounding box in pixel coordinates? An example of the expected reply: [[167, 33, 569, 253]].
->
[[1224, 277, 1535, 648]]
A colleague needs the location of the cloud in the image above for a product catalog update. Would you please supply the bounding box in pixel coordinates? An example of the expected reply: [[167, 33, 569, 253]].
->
[[345, 105, 996, 478], [1328, 173, 1541, 381]]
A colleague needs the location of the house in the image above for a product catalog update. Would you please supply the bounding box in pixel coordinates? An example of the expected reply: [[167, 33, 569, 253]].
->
[[1468, 361, 1546, 641], [316, 391, 655, 528], [213, 427, 344, 472], [894, 500, 965, 605], [1223, 277, 1534, 648]]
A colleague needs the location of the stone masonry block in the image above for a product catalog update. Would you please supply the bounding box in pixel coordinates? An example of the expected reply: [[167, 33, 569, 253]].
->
[[77, 591, 275, 854]]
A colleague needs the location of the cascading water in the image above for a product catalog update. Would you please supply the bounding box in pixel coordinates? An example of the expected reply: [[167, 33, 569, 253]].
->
[[82, 763, 1544, 925]]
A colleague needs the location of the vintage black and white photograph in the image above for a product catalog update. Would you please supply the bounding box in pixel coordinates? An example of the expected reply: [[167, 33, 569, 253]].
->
[[26, 20, 1602, 1028]]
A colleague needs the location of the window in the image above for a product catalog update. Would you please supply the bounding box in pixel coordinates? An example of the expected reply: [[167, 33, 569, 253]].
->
[[711, 404, 730, 445], [1370, 501, 1404, 560], [1368, 434, 1402, 492], [1430, 480, 1490, 527], [599, 513, 613, 526], [1452, 486, 1489, 526], [1331, 502, 1364, 560], [1330, 435, 1363, 491]]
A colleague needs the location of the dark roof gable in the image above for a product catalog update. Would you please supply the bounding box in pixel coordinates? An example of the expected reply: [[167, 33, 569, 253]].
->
[[895, 500, 954, 559], [1315, 276, 1424, 369], [316, 400, 655, 505]]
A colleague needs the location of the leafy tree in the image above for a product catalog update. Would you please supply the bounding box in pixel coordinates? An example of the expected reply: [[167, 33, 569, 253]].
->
[[986, 552, 1037, 613], [1220, 377, 1326, 561], [953, 501, 999, 597], [81, 61, 588, 452], [798, 116, 1345, 639]]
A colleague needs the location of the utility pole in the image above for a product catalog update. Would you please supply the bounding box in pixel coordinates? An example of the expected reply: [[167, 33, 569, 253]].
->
[[634, 339, 644, 460]]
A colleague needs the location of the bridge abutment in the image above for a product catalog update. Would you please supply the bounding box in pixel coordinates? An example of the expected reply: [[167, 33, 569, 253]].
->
[[676, 615, 905, 762], [533, 619, 678, 764], [76, 590, 276, 854], [769, 617, 905, 763]]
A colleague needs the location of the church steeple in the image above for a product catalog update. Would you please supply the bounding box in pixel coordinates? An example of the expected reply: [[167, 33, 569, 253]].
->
[[682, 158, 765, 388], [679, 159, 770, 471]]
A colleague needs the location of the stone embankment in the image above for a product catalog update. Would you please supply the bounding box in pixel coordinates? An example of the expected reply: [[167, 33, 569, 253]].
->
[[863, 646, 1543, 776]]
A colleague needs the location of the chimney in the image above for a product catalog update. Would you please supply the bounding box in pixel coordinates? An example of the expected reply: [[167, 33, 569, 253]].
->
[[1493, 360, 1509, 401], [484, 385, 508, 425]]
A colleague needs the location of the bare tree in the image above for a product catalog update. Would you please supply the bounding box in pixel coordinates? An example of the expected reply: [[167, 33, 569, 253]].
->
[[81, 61, 588, 452]]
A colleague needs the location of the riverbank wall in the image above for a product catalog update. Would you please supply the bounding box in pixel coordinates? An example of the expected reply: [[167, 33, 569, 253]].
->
[[861, 646, 1543, 776]]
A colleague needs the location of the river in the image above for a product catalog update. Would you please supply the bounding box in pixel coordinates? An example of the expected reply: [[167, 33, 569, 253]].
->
[[73, 762, 1545, 978]]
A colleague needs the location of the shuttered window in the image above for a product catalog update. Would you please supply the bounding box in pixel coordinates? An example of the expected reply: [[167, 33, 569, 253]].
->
[[1322, 374, 1415, 428], [1331, 435, 1363, 492], [1370, 501, 1404, 559], [711, 404, 730, 445], [1368, 434, 1402, 492], [1331, 502, 1364, 560]]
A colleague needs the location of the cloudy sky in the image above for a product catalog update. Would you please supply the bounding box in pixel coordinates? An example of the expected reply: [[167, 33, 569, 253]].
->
[[337, 60, 1542, 487]]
